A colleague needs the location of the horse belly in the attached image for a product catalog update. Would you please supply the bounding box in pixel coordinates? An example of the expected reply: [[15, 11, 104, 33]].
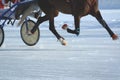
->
[[58, 7, 72, 14], [49, 0, 72, 14]]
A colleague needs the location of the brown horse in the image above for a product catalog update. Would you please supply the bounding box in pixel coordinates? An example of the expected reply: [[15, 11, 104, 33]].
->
[[20, 0, 118, 45]]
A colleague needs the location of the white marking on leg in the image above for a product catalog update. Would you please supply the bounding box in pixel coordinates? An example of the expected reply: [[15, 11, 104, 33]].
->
[[59, 38, 67, 46]]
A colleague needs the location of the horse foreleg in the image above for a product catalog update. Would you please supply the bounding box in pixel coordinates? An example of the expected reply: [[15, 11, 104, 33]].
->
[[49, 16, 67, 45], [92, 11, 118, 40], [62, 15, 80, 36], [74, 15, 80, 36], [31, 15, 49, 34]]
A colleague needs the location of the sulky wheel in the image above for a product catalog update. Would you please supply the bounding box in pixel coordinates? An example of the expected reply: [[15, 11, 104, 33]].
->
[[0, 27, 4, 47], [20, 20, 40, 46]]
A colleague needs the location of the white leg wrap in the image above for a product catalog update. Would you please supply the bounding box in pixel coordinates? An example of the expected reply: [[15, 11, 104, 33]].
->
[[59, 38, 67, 46]]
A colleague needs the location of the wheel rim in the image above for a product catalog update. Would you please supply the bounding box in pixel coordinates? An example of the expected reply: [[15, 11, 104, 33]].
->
[[21, 20, 39, 46], [0, 28, 4, 47]]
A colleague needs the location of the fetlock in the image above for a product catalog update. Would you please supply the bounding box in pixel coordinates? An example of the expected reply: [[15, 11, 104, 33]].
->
[[75, 28, 80, 36], [58, 37, 67, 46], [112, 34, 118, 40]]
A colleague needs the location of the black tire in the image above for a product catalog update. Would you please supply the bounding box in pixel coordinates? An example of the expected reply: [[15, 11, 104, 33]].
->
[[20, 20, 40, 46], [0, 27, 4, 47]]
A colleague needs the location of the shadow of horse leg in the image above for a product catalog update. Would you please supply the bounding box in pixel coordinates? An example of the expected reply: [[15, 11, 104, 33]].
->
[[31, 15, 49, 33], [92, 11, 118, 40], [62, 15, 80, 36]]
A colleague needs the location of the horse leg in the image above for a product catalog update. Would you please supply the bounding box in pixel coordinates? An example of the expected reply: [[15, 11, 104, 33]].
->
[[49, 18, 67, 45], [92, 11, 118, 40], [49, 10, 67, 45], [31, 15, 49, 34], [62, 15, 80, 36]]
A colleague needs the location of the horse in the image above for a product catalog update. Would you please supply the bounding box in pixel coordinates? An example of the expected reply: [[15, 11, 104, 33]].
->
[[20, 0, 118, 45]]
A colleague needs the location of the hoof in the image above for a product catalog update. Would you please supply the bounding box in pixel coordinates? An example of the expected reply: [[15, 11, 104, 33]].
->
[[27, 30, 34, 36], [112, 34, 119, 40], [62, 24, 68, 30], [59, 38, 67, 46]]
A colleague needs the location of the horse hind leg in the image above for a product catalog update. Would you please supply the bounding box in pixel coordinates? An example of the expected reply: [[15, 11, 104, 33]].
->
[[91, 10, 118, 40]]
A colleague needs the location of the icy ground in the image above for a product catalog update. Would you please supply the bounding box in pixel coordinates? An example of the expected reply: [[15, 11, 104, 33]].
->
[[0, 10, 120, 80]]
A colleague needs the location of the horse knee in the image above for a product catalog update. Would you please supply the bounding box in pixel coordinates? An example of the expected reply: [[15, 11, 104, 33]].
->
[[49, 27, 52, 31], [49, 26, 55, 32]]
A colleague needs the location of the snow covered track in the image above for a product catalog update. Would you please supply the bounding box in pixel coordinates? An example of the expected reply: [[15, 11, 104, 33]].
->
[[0, 10, 120, 80]]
